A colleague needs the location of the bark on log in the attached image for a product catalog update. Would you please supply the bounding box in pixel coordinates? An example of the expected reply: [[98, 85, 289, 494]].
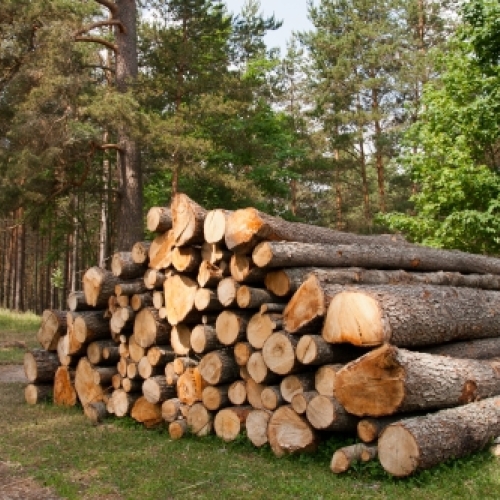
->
[[198, 350, 240, 385], [146, 206, 173, 233], [216, 277, 240, 308], [378, 397, 500, 477], [122, 377, 142, 393], [144, 269, 167, 291], [265, 267, 500, 298], [204, 208, 232, 244], [173, 357, 198, 375], [172, 246, 203, 273], [73, 311, 110, 344], [291, 391, 318, 415], [25, 384, 53, 405], [296, 335, 361, 366], [177, 367, 205, 405], [161, 398, 184, 422], [171, 325, 192, 356], [214, 406, 252, 442], [262, 332, 300, 376], [24, 349, 59, 383], [130, 292, 153, 311], [172, 193, 207, 246], [68, 291, 98, 312], [198, 261, 229, 288], [228, 380, 247, 405], [335, 344, 500, 417], [261, 385, 284, 411], [191, 324, 223, 354], [233, 341, 254, 366], [138, 357, 164, 379], [37, 309, 67, 351], [164, 274, 199, 325], [202, 384, 231, 411], [134, 308, 171, 348], [305, 394, 359, 432], [267, 406, 318, 457], [246, 409, 272, 447], [87, 340, 117, 365], [236, 286, 281, 309], [53, 366, 77, 406], [226, 207, 406, 254], [115, 278, 149, 297], [84, 401, 109, 425], [421, 338, 500, 360], [187, 402, 214, 436], [215, 311, 253, 346], [314, 364, 345, 398], [194, 288, 223, 312], [130, 396, 163, 428], [143, 376, 176, 404], [131, 241, 151, 265], [83, 267, 121, 307], [146, 345, 175, 366], [112, 251, 146, 279], [357, 415, 419, 443], [246, 312, 283, 349], [331, 444, 378, 473], [148, 230, 175, 270], [280, 372, 316, 403], [246, 351, 280, 385], [230, 254, 267, 284]]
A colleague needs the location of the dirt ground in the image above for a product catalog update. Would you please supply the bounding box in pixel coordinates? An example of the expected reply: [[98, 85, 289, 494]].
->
[[0, 364, 62, 500]]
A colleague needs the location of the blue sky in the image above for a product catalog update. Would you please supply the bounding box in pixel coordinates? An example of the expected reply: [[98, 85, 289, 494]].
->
[[224, 0, 314, 54]]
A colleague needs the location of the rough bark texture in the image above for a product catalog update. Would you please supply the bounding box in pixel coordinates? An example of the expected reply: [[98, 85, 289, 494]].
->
[[331, 444, 378, 473], [335, 344, 500, 417], [146, 206, 172, 233], [296, 335, 361, 366], [191, 324, 223, 354], [143, 376, 176, 404], [134, 307, 171, 348], [305, 394, 359, 432], [421, 338, 500, 360], [378, 397, 500, 477], [24, 349, 60, 383], [74, 311, 110, 343], [198, 350, 240, 385], [230, 254, 267, 284], [252, 241, 500, 274], [111, 251, 146, 279], [194, 288, 223, 313], [225, 207, 406, 254], [236, 286, 281, 309]]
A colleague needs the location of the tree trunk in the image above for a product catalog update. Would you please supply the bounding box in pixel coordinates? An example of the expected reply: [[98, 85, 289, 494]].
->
[[335, 344, 500, 417], [161, 398, 185, 422], [378, 396, 500, 477], [115, 278, 148, 296]]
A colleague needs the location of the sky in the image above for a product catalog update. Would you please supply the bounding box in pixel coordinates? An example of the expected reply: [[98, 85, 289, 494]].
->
[[224, 0, 314, 54]]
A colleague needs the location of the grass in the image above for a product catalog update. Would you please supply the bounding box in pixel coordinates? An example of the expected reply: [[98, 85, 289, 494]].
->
[[0, 308, 41, 364], [1, 381, 500, 500]]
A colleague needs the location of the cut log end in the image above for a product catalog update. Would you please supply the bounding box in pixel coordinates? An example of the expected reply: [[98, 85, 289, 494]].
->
[[378, 424, 419, 477]]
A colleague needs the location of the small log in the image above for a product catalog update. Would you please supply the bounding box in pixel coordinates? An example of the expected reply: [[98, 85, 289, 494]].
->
[[53, 366, 77, 406], [214, 406, 252, 442], [204, 208, 232, 244], [25, 384, 53, 405], [172, 193, 207, 246], [130, 396, 163, 428], [215, 310, 253, 346], [357, 415, 417, 443], [117, 295, 130, 308], [111, 373, 122, 390], [247, 351, 280, 385], [112, 251, 146, 279], [161, 398, 183, 422], [122, 377, 142, 393], [315, 364, 345, 398], [171, 325, 192, 356], [201, 242, 232, 264], [128, 335, 145, 363], [216, 277, 240, 307], [280, 373, 316, 403], [191, 324, 223, 354], [173, 357, 198, 375], [67, 291, 97, 312], [246, 409, 272, 447], [82, 267, 120, 307], [144, 269, 167, 291], [113, 389, 141, 417], [331, 444, 378, 473], [138, 357, 165, 379], [120, 306, 135, 324], [143, 376, 176, 404], [115, 278, 148, 297], [239, 365, 250, 381], [305, 394, 359, 431], [130, 293, 153, 311], [187, 402, 214, 436], [117, 357, 131, 378], [194, 288, 223, 312], [261, 385, 284, 411], [24, 349, 59, 383], [230, 254, 267, 284], [146, 206, 172, 233], [172, 246, 203, 273], [102, 345, 120, 363], [202, 384, 231, 411], [247, 312, 283, 349], [335, 344, 500, 417], [72, 310, 110, 344], [84, 401, 109, 425], [87, 340, 117, 365], [228, 380, 247, 405], [198, 261, 229, 288], [260, 303, 286, 314], [169, 419, 188, 439], [165, 363, 178, 386], [198, 350, 240, 385], [147, 345, 175, 366], [177, 367, 205, 405], [233, 341, 254, 366], [131, 241, 151, 265], [267, 406, 318, 457], [134, 308, 172, 348], [148, 229, 176, 270], [37, 309, 67, 351], [126, 362, 140, 380], [164, 274, 199, 325], [118, 342, 130, 359], [93, 366, 118, 386], [378, 397, 500, 477], [262, 332, 300, 376], [246, 378, 265, 409], [236, 286, 281, 309], [296, 335, 361, 366], [291, 391, 318, 415]]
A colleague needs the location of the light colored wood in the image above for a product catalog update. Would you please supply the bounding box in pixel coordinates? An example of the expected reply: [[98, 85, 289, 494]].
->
[[164, 274, 199, 325], [146, 206, 172, 233], [228, 380, 247, 405], [83, 267, 120, 307], [230, 254, 267, 284], [68, 291, 97, 312], [138, 357, 164, 379], [280, 373, 316, 403], [152, 290, 165, 309], [37, 309, 67, 351], [112, 251, 146, 279], [24, 349, 59, 383], [122, 377, 142, 393], [147, 345, 175, 366], [194, 288, 223, 312], [144, 269, 167, 291], [331, 444, 378, 473], [201, 242, 231, 264], [128, 335, 145, 363], [74, 357, 106, 408], [172, 246, 202, 273], [204, 208, 232, 244], [172, 193, 207, 246], [177, 367, 205, 405], [191, 324, 222, 354], [131, 241, 151, 265], [168, 419, 188, 439], [216, 277, 240, 307], [215, 310, 252, 346], [357, 415, 416, 443], [161, 398, 183, 422], [148, 229, 176, 270], [130, 293, 153, 311], [173, 357, 198, 375], [261, 385, 284, 411], [87, 340, 117, 365], [25, 384, 53, 405], [111, 373, 122, 390], [291, 391, 318, 415], [233, 341, 254, 366], [130, 396, 163, 428], [84, 401, 109, 425], [314, 364, 345, 398], [247, 312, 283, 349], [246, 409, 272, 447], [214, 406, 253, 442], [143, 376, 176, 404], [171, 325, 192, 356], [296, 335, 359, 366], [73, 311, 110, 343], [237, 286, 281, 309], [187, 402, 213, 436], [92, 366, 118, 386], [134, 308, 171, 348], [306, 394, 358, 431], [247, 351, 279, 385], [262, 332, 300, 376], [198, 350, 240, 385], [198, 261, 229, 288], [113, 389, 140, 417], [202, 384, 231, 411], [246, 378, 265, 409]]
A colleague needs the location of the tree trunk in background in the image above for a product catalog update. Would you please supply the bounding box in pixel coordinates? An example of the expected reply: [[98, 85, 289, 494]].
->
[[15, 210, 25, 310], [114, 0, 143, 251]]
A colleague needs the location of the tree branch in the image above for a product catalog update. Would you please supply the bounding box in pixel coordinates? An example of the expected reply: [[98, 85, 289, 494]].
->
[[75, 19, 126, 36], [74, 36, 118, 53], [96, 143, 124, 152], [94, 0, 118, 16]]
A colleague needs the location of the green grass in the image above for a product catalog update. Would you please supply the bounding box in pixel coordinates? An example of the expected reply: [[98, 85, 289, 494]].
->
[[0, 308, 41, 364], [1, 382, 500, 500]]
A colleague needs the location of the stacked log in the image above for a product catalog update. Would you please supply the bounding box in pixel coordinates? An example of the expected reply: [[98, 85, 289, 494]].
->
[[27, 193, 500, 478]]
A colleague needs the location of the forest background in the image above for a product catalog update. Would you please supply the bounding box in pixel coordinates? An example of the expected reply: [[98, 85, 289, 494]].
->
[[1, 0, 499, 314]]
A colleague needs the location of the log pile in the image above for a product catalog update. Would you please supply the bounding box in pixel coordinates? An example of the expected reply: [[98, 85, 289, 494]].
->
[[26, 193, 500, 477]]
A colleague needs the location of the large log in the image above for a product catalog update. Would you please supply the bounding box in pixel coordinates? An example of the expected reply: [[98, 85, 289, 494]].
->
[[253, 240, 500, 275], [37, 309, 67, 351], [171, 193, 207, 246], [267, 406, 318, 457], [134, 308, 171, 348], [146, 206, 172, 233], [225, 207, 406, 254], [378, 397, 500, 477], [264, 267, 500, 297], [198, 350, 240, 385], [111, 251, 146, 279], [296, 335, 362, 366], [82, 267, 120, 307], [335, 344, 500, 417], [322, 284, 500, 348], [164, 274, 199, 325], [53, 366, 77, 406], [24, 349, 59, 383], [214, 405, 253, 442], [73, 311, 110, 344]]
